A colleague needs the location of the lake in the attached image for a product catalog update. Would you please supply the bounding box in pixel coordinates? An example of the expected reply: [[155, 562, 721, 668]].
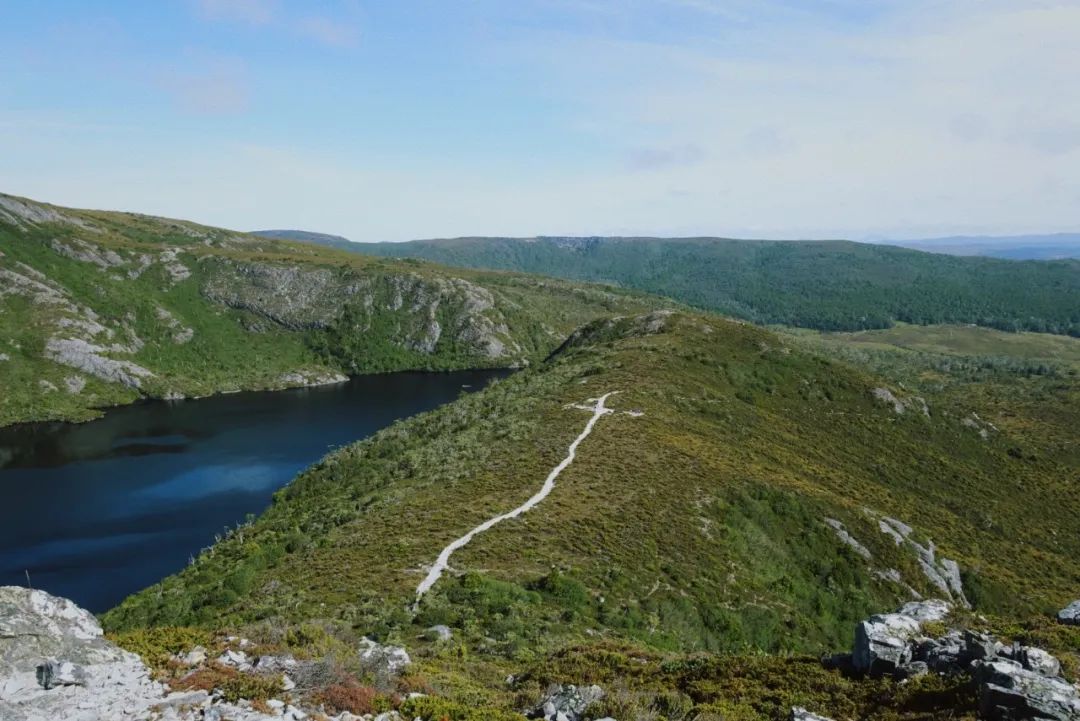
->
[[0, 370, 508, 612]]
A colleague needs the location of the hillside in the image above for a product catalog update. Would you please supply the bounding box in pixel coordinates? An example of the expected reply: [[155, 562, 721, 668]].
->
[[336, 236, 1080, 336], [0, 194, 664, 427], [105, 311, 1080, 651], [251, 229, 357, 253]]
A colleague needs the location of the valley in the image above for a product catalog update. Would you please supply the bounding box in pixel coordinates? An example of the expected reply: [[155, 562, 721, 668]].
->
[[1, 195, 1078, 721]]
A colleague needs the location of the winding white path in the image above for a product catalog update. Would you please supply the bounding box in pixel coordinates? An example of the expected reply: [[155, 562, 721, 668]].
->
[[412, 392, 617, 609]]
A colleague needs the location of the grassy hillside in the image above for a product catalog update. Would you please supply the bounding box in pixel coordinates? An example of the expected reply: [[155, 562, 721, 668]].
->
[[105, 311, 1080, 651], [0, 194, 664, 427], [784, 324, 1080, 468], [336, 235, 1080, 336]]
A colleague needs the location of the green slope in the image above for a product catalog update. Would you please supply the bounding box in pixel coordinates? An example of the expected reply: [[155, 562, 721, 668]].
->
[[105, 311, 1080, 656], [0, 194, 665, 427], [343, 236, 1080, 336]]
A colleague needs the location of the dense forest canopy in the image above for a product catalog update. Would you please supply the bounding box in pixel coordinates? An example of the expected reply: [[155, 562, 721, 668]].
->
[[339, 237, 1080, 336]]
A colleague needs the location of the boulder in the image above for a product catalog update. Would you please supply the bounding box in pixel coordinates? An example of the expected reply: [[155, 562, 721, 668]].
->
[[791, 708, 835, 721], [0, 586, 297, 721], [178, 645, 207, 666], [253, 653, 299, 673], [425, 624, 453, 641], [963, 629, 1002, 662], [359, 638, 411, 677], [897, 599, 952, 622], [853, 599, 953, 676], [217, 648, 252, 670], [915, 629, 965, 673], [529, 684, 605, 721], [974, 659, 1080, 721], [1018, 646, 1062, 678], [1058, 600, 1080, 626]]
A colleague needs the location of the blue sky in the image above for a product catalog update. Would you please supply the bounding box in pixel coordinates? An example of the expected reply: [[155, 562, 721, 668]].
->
[[2, 0, 1078, 241]]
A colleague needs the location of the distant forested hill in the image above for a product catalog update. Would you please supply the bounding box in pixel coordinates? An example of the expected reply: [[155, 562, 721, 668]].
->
[[343, 236, 1080, 336]]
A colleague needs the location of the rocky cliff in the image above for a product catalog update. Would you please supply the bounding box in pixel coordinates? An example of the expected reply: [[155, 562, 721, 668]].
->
[[0, 192, 664, 426]]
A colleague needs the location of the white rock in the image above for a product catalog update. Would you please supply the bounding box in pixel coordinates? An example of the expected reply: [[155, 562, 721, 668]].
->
[[179, 646, 207, 666], [359, 638, 411, 676]]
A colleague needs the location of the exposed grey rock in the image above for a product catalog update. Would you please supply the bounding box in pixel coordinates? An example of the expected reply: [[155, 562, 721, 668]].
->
[[201, 259, 523, 361], [870, 388, 930, 416], [35, 658, 87, 689], [358, 638, 411, 677], [0, 268, 68, 304], [791, 713, 834, 721], [872, 387, 906, 414], [1058, 600, 1080, 626], [64, 375, 86, 395], [0, 587, 293, 720], [824, 518, 872, 559], [278, 370, 349, 388], [852, 600, 951, 676], [879, 516, 912, 545], [896, 599, 951, 622], [853, 611, 923, 675], [425, 624, 453, 641], [252, 653, 298, 673], [217, 648, 252, 671], [917, 629, 965, 673], [49, 239, 124, 269], [44, 338, 153, 388], [159, 248, 191, 282], [974, 659, 1080, 721], [875, 517, 969, 607], [1018, 646, 1062, 678], [0, 194, 98, 231], [529, 684, 605, 721], [155, 306, 195, 344], [178, 646, 207, 666], [0, 353, 10, 361], [964, 629, 1002, 662]]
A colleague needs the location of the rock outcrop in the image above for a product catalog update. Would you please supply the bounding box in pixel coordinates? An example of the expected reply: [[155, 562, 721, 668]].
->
[[528, 684, 605, 721], [44, 338, 154, 388], [845, 600, 1080, 720], [790, 708, 834, 721], [358, 638, 411, 678], [0, 587, 315, 721], [201, 260, 520, 361], [1059, 601, 1080, 626], [277, 370, 349, 388], [975, 659, 1080, 721], [852, 599, 951, 676]]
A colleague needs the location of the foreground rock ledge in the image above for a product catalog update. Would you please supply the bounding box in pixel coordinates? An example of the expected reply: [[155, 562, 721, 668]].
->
[[0, 586, 287, 721]]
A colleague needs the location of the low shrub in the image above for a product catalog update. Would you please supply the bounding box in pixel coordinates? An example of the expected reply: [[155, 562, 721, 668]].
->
[[175, 664, 283, 703]]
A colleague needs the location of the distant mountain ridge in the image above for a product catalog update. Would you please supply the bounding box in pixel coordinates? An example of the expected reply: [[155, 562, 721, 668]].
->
[[254, 228, 1080, 261], [266, 232, 1080, 336], [250, 229, 356, 252], [886, 233, 1080, 260]]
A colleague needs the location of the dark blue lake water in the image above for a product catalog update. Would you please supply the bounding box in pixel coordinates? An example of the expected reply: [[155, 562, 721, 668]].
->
[[0, 370, 507, 612]]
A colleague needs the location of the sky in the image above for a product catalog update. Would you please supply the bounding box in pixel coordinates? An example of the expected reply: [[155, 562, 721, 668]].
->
[[1, 0, 1078, 242]]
